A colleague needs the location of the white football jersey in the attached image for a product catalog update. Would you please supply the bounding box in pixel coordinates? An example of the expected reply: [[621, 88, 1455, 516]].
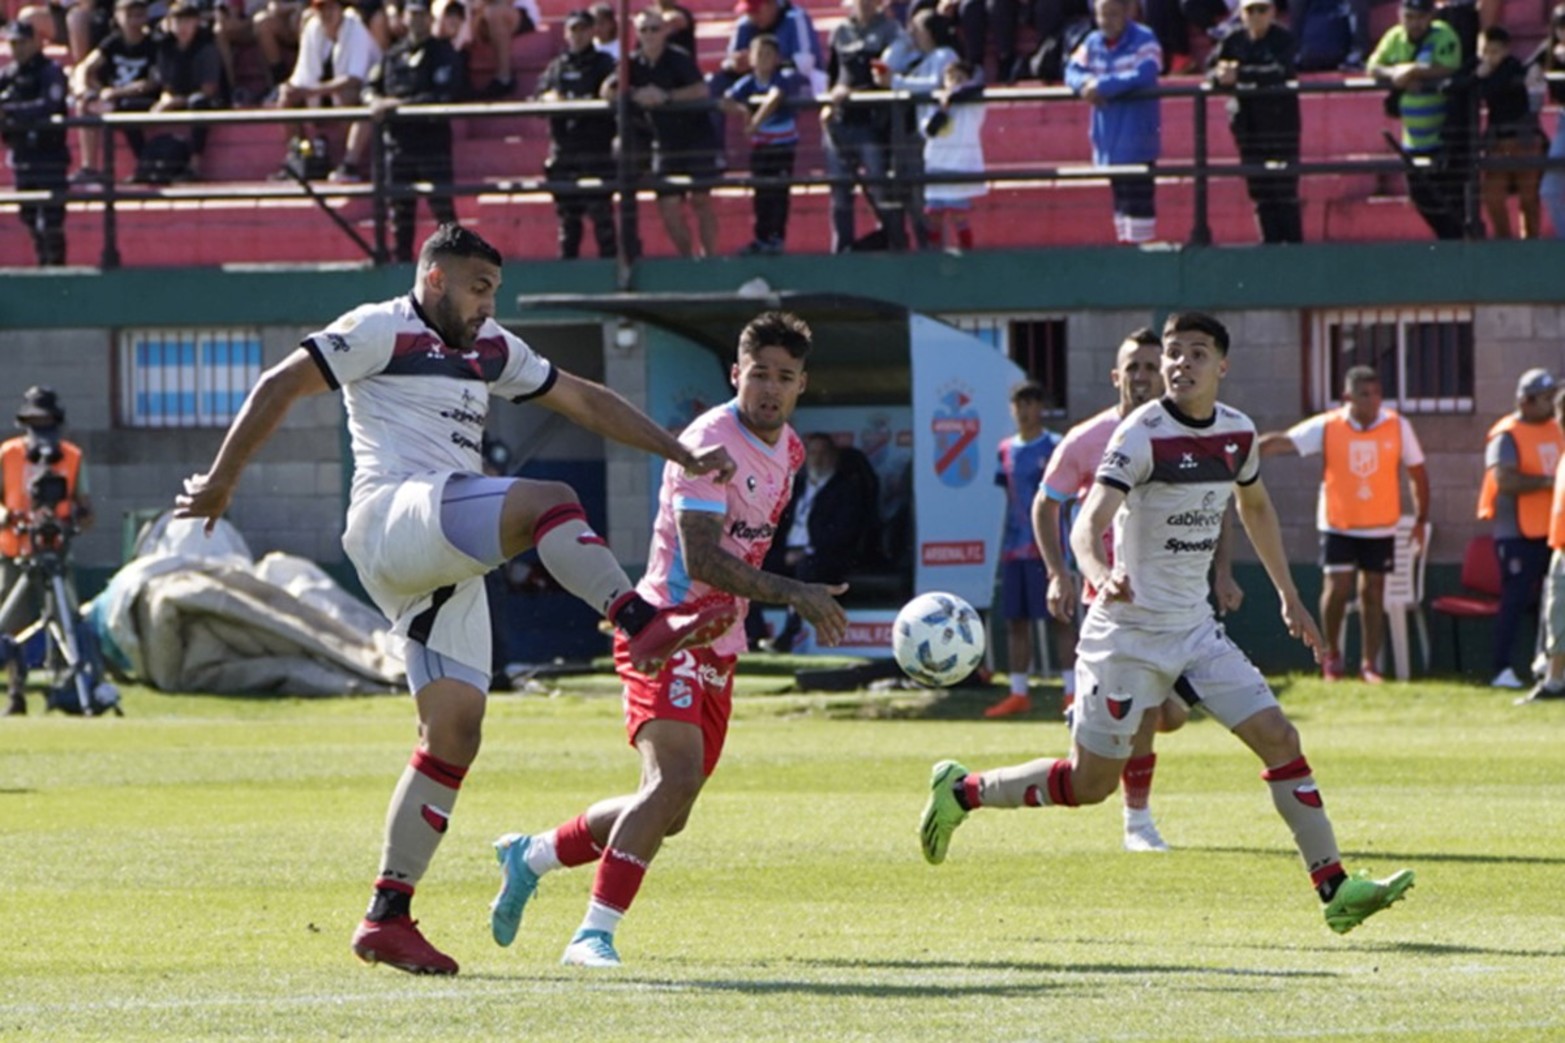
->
[[1092, 397, 1259, 629], [302, 295, 556, 507]]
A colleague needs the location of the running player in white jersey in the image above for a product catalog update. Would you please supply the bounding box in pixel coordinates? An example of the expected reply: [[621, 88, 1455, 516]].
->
[[922, 312, 1415, 935], [487, 311, 850, 969], [174, 224, 740, 976]]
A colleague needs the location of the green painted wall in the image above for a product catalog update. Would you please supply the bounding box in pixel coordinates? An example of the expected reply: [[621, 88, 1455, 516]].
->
[[3, 241, 1562, 329]]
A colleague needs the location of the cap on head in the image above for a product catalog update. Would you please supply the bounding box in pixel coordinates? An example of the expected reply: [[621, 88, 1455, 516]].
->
[[1241, 0, 1272, 9], [1401, 0, 1435, 14], [1517, 368, 1557, 398], [168, 0, 202, 17], [2, 18, 36, 38], [17, 386, 64, 426], [565, 8, 593, 27]]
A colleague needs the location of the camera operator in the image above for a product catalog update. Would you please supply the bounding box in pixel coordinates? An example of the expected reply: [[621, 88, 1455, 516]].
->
[[1, 386, 93, 716]]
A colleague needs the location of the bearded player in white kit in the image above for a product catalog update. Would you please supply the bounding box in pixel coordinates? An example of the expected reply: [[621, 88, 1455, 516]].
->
[[920, 311, 1415, 935], [175, 224, 739, 974]]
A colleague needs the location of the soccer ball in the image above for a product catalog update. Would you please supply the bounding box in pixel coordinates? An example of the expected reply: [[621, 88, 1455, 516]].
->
[[892, 592, 986, 687]]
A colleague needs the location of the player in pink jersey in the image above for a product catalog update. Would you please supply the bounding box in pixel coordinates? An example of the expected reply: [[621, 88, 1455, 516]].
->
[[488, 311, 850, 968], [174, 225, 740, 976], [923, 313, 1414, 936]]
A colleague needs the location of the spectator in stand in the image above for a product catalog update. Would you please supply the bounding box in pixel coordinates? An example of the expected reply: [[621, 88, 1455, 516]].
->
[[365, 0, 463, 262], [70, 0, 160, 185], [823, 0, 910, 252], [875, 9, 959, 250], [13, 0, 110, 65], [1143, 0, 1197, 75], [275, 0, 381, 182], [1291, 0, 1357, 72], [603, 7, 720, 258], [248, 0, 305, 100], [1474, 25, 1544, 238], [1367, 0, 1464, 239], [1517, 386, 1565, 704], [457, 0, 539, 99], [918, 58, 985, 251], [536, 9, 618, 259], [1534, 4, 1565, 236], [591, 1, 619, 58], [1258, 366, 1429, 684], [152, 0, 229, 180], [721, 0, 825, 93], [0, 22, 70, 266], [1479, 368, 1565, 689], [959, 0, 1090, 84], [721, 33, 808, 254], [655, 0, 696, 55], [1065, 0, 1162, 244], [1208, 0, 1302, 243]]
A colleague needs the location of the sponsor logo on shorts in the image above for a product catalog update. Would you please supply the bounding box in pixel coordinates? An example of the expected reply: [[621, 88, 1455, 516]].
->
[[669, 678, 694, 709], [421, 804, 450, 833], [1293, 784, 1323, 809], [1106, 696, 1133, 720], [326, 332, 351, 353]]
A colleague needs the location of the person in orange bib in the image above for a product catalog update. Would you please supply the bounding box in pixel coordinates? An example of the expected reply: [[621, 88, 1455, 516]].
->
[[1518, 387, 1565, 704], [1478, 368, 1565, 689], [1259, 366, 1428, 684], [0, 386, 93, 716]]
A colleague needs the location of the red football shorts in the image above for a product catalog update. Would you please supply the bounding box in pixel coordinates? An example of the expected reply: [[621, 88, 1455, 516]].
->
[[613, 632, 738, 777]]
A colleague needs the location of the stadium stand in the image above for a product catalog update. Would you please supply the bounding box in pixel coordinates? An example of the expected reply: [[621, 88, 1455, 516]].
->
[[0, 0, 1557, 265]]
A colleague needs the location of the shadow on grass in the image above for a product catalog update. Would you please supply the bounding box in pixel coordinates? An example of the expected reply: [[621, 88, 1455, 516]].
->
[[786, 956, 1336, 980], [1196, 844, 1565, 867]]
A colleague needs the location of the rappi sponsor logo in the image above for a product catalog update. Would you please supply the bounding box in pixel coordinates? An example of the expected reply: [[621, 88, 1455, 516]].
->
[[921, 541, 986, 566], [843, 621, 896, 646]]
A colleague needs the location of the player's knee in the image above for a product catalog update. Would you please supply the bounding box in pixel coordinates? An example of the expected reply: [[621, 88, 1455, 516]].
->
[[1156, 699, 1189, 733], [1073, 772, 1119, 806]]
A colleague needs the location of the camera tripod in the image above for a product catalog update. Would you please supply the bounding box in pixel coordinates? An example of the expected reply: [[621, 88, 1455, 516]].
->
[[1, 512, 120, 717]]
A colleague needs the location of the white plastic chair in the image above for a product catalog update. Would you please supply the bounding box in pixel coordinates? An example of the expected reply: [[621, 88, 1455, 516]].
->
[[1339, 516, 1431, 680]]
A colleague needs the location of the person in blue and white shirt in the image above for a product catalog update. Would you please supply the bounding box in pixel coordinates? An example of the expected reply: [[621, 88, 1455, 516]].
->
[[1065, 0, 1162, 243]]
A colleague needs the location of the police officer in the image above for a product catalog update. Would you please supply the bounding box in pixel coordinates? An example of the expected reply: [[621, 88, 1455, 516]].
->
[[0, 22, 70, 266], [365, 0, 464, 263], [1, 387, 93, 715], [535, 9, 618, 259]]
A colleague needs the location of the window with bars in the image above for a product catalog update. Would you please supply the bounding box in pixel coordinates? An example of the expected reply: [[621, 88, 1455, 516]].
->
[[1310, 307, 1475, 415], [941, 314, 1068, 415], [120, 329, 264, 428]]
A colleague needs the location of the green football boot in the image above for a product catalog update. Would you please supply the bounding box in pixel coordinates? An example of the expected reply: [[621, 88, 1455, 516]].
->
[[919, 759, 970, 865], [1324, 868, 1415, 934]]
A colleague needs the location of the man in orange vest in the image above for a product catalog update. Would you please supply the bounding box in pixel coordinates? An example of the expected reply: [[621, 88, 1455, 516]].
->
[[0, 386, 93, 716], [1478, 368, 1565, 689], [1259, 366, 1429, 683], [1518, 386, 1565, 704]]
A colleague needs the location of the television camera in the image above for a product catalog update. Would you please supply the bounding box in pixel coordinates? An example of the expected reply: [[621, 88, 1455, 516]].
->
[[0, 463, 120, 717]]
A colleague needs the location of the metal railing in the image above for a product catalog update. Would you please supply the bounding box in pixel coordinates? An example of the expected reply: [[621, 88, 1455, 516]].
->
[[3, 73, 1562, 275]]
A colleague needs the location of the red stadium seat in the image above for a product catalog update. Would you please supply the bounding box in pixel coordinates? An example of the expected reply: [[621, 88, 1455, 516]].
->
[[1429, 534, 1502, 674]]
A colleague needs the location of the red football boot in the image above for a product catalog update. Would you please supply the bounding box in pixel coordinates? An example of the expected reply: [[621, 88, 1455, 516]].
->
[[625, 600, 740, 675], [350, 916, 459, 975]]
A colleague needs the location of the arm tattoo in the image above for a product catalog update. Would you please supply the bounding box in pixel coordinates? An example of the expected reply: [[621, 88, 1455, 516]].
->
[[679, 511, 800, 606]]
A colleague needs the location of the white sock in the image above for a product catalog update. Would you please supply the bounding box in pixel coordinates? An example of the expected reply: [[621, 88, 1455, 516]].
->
[[524, 830, 564, 876], [1061, 667, 1076, 698], [1124, 806, 1153, 830], [578, 898, 624, 937], [1008, 672, 1029, 697]]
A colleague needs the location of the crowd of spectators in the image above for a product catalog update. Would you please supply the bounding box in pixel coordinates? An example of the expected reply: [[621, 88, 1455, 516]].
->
[[2, 0, 1564, 265]]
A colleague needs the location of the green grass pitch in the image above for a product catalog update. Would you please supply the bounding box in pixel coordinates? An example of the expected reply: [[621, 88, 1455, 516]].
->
[[1, 674, 1562, 1041]]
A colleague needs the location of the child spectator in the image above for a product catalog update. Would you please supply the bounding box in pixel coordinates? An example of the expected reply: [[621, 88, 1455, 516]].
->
[[153, 0, 229, 179], [722, 34, 808, 255], [920, 59, 985, 252], [1476, 25, 1544, 238]]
